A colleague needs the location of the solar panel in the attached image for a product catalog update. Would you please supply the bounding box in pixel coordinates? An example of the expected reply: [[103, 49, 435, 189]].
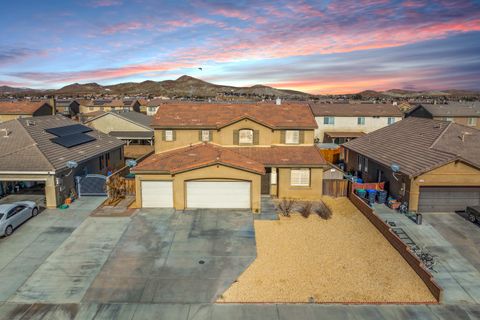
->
[[46, 124, 92, 137], [51, 133, 96, 148]]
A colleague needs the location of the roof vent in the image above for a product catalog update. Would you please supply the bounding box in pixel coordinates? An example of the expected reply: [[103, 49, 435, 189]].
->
[[276, 98, 282, 105], [1, 128, 11, 138], [26, 120, 36, 126], [460, 132, 472, 142]]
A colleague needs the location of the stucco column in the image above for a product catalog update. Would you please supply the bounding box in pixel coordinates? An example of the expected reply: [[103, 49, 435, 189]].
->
[[409, 179, 420, 212], [45, 175, 58, 208]]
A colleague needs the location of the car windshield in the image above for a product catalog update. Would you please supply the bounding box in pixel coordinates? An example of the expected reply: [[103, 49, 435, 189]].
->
[[0, 213, 3, 220]]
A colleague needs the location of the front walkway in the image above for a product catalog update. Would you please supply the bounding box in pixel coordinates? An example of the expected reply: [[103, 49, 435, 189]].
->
[[374, 204, 480, 305]]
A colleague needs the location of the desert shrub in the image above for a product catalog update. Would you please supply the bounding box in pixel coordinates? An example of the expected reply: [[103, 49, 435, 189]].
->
[[105, 174, 126, 203], [276, 198, 297, 217], [299, 201, 313, 218], [315, 200, 332, 220]]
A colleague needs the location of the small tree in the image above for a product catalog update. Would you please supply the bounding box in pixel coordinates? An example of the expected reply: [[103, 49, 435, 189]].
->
[[315, 200, 332, 220], [299, 202, 313, 218], [105, 174, 126, 204], [276, 198, 297, 217]]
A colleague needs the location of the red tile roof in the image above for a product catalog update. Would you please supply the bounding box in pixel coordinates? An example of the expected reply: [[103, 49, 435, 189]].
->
[[132, 143, 265, 174], [133, 144, 327, 174], [0, 101, 50, 115], [151, 102, 317, 129]]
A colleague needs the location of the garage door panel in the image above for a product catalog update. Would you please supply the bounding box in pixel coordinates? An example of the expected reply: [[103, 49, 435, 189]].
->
[[141, 181, 173, 208], [419, 187, 480, 212], [187, 181, 250, 209]]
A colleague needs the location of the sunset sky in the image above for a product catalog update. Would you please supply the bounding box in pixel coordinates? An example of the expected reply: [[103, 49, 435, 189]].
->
[[1, 0, 480, 94]]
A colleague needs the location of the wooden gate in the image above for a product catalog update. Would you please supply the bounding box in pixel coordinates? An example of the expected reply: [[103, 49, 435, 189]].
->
[[323, 180, 348, 197]]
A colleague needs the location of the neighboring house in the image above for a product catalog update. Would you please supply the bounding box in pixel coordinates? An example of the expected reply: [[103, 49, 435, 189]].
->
[[406, 103, 480, 129], [0, 115, 124, 208], [80, 99, 141, 114], [309, 103, 403, 144], [131, 102, 327, 212], [0, 101, 54, 123], [137, 98, 149, 114], [146, 99, 162, 116], [342, 117, 480, 213], [84, 111, 154, 159], [55, 99, 80, 118]]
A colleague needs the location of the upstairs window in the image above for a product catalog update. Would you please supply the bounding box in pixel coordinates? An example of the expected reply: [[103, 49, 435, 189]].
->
[[324, 116, 335, 125], [290, 169, 310, 186], [357, 117, 365, 125], [387, 117, 395, 125], [239, 129, 254, 144], [285, 130, 300, 144], [201, 130, 210, 142], [468, 117, 477, 126], [164, 130, 174, 141]]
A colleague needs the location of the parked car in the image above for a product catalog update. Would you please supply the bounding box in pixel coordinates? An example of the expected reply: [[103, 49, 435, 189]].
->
[[467, 206, 480, 223], [0, 201, 39, 237]]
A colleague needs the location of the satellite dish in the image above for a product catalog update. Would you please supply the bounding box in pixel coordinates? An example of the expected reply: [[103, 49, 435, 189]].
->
[[391, 163, 400, 173], [126, 159, 137, 167], [66, 160, 78, 169]]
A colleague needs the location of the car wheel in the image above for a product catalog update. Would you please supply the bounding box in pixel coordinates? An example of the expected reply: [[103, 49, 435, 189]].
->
[[5, 225, 13, 236], [32, 207, 38, 217], [469, 214, 477, 223]]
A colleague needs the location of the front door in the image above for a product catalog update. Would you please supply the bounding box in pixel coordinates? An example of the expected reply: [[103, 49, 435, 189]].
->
[[261, 167, 271, 194]]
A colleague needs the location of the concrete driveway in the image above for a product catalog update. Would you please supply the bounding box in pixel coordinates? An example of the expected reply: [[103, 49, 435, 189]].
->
[[83, 208, 256, 303]]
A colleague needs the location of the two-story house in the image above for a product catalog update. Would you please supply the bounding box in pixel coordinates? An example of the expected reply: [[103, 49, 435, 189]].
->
[[0, 101, 54, 123], [309, 103, 403, 144], [406, 103, 480, 129], [80, 99, 141, 114], [131, 102, 327, 212]]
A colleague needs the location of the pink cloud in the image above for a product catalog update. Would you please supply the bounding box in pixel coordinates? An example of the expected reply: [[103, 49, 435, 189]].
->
[[102, 21, 147, 35], [90, 0, 122, 7], [212, 8, 251, 20]]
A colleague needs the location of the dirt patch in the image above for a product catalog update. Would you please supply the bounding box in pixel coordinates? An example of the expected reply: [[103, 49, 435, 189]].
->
[[219, 197, 436, 303]]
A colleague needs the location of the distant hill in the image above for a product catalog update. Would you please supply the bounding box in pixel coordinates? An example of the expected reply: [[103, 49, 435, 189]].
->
[[355, 89, 480, 99], [0, 86, 40, 94], [54, 75, 313, 98]]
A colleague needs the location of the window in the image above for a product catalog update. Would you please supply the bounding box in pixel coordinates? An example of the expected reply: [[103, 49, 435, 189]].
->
[[357, 155, 362, 171], [357, 117, 365, 125], [89, 106, 94, 111], [445, 117, 453, 122], [148, 106, 156, 112], [364, 158, 368, 173], [99, 155, 104, 170], [201, 130, 210, 142], [387, 117, 396, 125], [271, 168, 277, 185], [324, 116, 335, 125], [106, 152, 111, 167], [468, 117, 477, 126], [290, 169, 310, 186], [111, 107, 116, 111], [164, 130, 174, 141], [239, 129, 254, 144], [285, 130, 300, 144]]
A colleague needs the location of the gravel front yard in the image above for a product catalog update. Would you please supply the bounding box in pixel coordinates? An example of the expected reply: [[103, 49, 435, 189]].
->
[[219, 197, 436, 303]]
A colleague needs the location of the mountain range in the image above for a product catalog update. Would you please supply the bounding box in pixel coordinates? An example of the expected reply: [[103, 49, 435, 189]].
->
[[1, 75, 479, 99]]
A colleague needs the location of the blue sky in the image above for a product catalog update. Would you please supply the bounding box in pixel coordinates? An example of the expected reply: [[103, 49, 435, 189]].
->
[[1, 0, 480, 93]]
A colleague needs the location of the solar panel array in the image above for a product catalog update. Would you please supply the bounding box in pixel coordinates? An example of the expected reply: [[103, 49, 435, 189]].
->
[[47, 124, 96, 148], [51, 134, 96, 148], [45, 124, 92, 137]]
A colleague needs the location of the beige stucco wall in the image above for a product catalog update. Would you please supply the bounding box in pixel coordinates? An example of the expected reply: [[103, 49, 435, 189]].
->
[[154, 119, 315, 153], [0, 114, 29, 123], [409, 161, 480, 212], [276, 167, 323, 200], [87, 113, 149, 133], [135, 164, 262, 212]]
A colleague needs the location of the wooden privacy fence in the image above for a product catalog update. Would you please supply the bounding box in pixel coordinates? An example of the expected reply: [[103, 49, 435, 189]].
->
[[319, 148, 341, 163], [123, 178, 136, 195], [323, 179, 348, 197], [348, 184, 443, 302]]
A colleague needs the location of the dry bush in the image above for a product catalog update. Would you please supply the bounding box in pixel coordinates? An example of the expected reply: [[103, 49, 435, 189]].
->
[[299, 202, 313, 218], [105, 174, 126, 203], [315, 200, 332, 220], [276, 198, 297, 217]]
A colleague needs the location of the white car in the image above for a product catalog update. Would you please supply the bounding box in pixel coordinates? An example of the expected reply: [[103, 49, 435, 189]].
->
[[0, 201, 39, 237]]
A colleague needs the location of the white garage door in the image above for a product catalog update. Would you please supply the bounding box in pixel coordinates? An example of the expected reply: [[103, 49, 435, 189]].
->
[[186, 181, 251, 208], [141, 181, 173, 208]]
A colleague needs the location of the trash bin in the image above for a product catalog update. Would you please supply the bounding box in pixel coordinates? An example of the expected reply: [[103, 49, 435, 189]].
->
[[377, 190, 388, 204], [356, 189, 366, 198], [367, 189, 377, 204], [416, 213, 422, 225]]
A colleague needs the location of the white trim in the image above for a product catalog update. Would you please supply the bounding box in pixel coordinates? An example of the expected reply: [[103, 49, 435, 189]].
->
[[0, 171, 54, 175]]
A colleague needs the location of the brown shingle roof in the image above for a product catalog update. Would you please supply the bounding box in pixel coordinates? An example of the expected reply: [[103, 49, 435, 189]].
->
[[132, 143, 265, 174], [0, 115, 124, 172], [413, 103, 480, 117], [309, 103, 403, 117], [151, 102, 317, 129], [0, 101, 50, 115], [230, 146, 327, 167], [343, 117, 480, 177]]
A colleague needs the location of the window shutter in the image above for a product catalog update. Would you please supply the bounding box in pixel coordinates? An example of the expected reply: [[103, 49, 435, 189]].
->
[[253, 130, 260, 145], [209, 130, 213, 141], [162, 130, 166, 141], [280, 130, 286, 144], [299, 130, 305, 144], [233, 130, 239, 145], [198, 130, 202, 141], [172, 130, 176, 141]]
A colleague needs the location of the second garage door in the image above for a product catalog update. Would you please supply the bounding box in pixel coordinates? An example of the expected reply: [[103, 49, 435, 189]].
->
[[141, 181, 173, 208], [418, 186, 480, 212], [186, 181, 251, 209]]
